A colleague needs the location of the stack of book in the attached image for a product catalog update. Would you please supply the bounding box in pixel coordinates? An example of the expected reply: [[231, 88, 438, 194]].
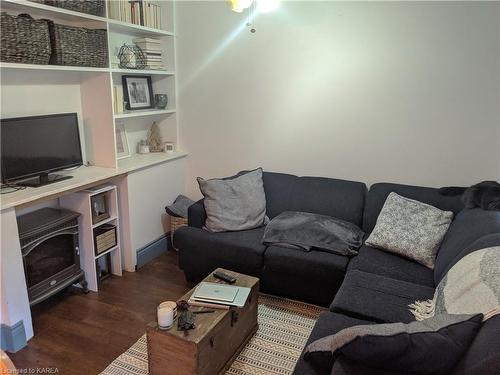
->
[[107, 0, 162, 29], [188, 282, 251, 310], [133, 38, 164, 70]]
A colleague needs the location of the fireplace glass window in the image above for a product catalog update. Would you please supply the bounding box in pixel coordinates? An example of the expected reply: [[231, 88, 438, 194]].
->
[[25, 234, 76, 288]]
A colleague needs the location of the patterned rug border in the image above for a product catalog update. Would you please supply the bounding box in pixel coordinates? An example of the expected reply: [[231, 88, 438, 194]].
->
[[100, 294, 324, 375]]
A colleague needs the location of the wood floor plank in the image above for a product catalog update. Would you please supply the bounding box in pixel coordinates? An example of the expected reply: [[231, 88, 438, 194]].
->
[[8, 251, 191, 375]]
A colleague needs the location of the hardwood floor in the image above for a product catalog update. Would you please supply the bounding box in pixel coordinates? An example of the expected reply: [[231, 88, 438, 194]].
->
[[8, 251, 191, 375]]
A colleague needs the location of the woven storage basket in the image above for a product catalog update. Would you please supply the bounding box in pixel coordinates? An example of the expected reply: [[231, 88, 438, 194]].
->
[[0, 12, 51, 64], [48, 21, 108, 67], [50, 0, 106, 17], [170, 216, 188, 251]]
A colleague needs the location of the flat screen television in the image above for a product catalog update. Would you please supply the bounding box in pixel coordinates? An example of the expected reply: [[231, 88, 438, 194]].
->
[[1, 113, 83, 187]]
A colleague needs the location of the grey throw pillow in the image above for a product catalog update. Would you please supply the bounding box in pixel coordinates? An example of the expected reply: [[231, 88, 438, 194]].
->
[[365, 192, 453, 269], [197, 168, 268, 233]]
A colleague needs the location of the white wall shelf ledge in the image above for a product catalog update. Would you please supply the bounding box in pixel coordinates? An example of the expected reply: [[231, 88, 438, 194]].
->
[[111, 68, 175, 76], [117, 151, 188, 174], [0, 62, 109, 73], [0, 0, 107, 24], [107, 19, 174, 37], [113, 109, 176, 119]]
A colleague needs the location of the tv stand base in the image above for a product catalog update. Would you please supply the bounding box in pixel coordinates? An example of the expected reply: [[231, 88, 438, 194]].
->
[[16, 173, 74, 187]]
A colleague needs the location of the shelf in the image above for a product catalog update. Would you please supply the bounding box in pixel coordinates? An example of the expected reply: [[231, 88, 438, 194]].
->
[[1, 0, 107, 24], [92, 216, 117, 229], [95, 245, 119, 260], [113, 109, 176, 119], [107, 18, 174, 37], [0, 62, 109, 73], [1, 0, 173, 36], [111, 68, 175, 76], [117, 151, 188, 173]]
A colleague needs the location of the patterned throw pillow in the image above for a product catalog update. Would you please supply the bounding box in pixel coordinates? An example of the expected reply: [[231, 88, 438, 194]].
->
[[365, 192, 453, 269]]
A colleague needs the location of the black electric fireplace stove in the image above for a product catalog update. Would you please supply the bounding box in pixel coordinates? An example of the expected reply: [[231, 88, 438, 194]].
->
[[17, 208, 87, 306]]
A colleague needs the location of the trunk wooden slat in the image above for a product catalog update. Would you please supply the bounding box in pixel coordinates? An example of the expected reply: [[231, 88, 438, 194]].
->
[[147, 269, 259, 375]]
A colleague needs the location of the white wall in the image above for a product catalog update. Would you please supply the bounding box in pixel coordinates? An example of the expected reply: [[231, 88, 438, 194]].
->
[[175, 1, 500, 199], [126, 157, 186, 252]]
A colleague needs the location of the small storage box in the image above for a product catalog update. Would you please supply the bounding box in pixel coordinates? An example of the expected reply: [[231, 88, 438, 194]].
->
[[48, 21, 108, 67], [1, 12, 51, 65], [49, 0, 106, 17], [94, 224, 117, 256]]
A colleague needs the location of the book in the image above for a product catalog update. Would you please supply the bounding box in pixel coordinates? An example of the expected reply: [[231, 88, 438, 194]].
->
[[187, 298, 230, 310], [133, 37, 161, 44]]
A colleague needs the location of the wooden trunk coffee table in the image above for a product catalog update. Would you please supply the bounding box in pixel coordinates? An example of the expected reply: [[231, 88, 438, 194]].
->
[[147, 269, 259, 375]]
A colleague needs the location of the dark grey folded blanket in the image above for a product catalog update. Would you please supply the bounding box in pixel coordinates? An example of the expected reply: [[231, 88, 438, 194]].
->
[[262, 211, 365, 256]]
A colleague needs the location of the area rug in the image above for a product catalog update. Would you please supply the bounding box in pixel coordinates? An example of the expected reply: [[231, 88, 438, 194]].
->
[[100, 294, 323, 375]]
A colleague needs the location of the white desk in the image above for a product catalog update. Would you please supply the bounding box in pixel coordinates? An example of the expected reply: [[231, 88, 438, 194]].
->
[[0, 151, 187, 350], [0, 151, 187, 211]]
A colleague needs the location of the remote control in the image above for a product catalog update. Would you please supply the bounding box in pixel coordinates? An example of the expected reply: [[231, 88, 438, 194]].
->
[[213, 271, 237, 284]]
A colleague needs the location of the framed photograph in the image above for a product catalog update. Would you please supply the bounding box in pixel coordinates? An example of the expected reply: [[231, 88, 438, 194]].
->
[[91, 193, 109, 224], [122, 75, 154, 110], [115, 122, 131, 159]]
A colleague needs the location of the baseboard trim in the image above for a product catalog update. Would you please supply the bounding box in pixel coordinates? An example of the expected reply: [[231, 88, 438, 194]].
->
[[136, 232, 172, 269], [1, 320, 27, 353]]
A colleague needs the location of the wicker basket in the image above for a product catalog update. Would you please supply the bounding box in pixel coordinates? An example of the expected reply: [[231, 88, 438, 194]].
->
[[0, 12, 51, 65], [49, 0, 106, 17], [170, 216, 188, 251], [48, 21, 108, 67]]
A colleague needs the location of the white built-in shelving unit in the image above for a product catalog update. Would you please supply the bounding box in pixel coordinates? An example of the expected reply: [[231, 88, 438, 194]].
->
[[0, 0, 178, 168], [60, 185, 123, 292]]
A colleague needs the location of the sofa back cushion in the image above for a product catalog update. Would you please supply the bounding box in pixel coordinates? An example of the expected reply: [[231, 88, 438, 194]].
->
[[434, 209, 500, 284], [362, 183, 464, 233], [263, 172, 367, 226]]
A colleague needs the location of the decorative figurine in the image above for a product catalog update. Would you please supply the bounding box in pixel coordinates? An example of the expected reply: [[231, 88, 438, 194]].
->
[[177, 300, 196, 331], [147, 121, 163, 152]]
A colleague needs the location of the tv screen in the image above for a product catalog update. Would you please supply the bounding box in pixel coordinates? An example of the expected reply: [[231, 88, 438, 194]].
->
[[1, 113, 83, 183]]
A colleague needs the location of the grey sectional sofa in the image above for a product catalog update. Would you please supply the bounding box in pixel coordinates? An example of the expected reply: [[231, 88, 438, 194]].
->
[[174, 171, 500, 374]]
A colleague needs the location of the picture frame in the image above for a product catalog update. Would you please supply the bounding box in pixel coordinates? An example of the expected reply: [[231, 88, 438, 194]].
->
[[122, 75, 154, 110], [115, 122, 131, 159], [91, 193, 110, 224]]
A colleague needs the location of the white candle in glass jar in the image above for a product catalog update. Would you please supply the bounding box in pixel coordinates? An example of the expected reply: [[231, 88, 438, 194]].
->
[[157, 304, 174, 330]]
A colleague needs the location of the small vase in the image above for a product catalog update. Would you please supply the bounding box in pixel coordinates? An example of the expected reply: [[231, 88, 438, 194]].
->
[[155, 94, 168, 109]]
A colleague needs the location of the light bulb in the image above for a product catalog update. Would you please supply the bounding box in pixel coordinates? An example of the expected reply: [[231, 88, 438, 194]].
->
[[229, 0, 254, 13]]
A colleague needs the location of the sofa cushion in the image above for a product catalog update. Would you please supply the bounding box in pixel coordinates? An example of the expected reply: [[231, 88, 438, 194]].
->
[[330, 270, 435, 323], [262, 171, 298, 219], [289, 177, 367, 227], [175, 226, 266, 281], [197, 168, 268, 232], [305, 314, 483, 375], [292, 312, 373, 375], [331, 356, 403, 375], [452, 314, 500, 375], [434, 209, 500, 284], [362, 183, 464, 233], [348, 245, 435, 287], [261, 246, 349, 307], [365, 192, 453, 269]]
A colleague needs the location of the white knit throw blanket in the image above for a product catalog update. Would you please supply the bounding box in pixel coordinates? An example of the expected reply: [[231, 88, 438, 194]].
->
[[409, 246, 500, 322]]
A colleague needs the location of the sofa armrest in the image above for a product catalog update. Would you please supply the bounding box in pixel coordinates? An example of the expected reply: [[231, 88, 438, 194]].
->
[[188, 199, 206, 229]]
